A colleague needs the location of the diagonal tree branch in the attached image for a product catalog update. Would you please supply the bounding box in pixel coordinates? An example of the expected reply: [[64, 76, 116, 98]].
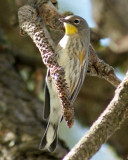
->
[[88, 45, 121, 87], [63, 71, 128, 160], [18, 5, 74, 128]]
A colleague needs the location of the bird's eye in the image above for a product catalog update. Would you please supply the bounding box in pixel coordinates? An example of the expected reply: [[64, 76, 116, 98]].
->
[[74, 19, 80, 24]]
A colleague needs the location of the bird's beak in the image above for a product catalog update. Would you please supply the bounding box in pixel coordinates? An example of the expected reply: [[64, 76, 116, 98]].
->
[[58, 17, 67, 23]]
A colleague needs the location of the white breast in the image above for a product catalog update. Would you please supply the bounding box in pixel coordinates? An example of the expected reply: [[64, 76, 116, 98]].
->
[[59, 35, 69, 49]]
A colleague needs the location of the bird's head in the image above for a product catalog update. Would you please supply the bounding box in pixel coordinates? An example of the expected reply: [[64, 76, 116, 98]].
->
[[59, 15, 89, 35]]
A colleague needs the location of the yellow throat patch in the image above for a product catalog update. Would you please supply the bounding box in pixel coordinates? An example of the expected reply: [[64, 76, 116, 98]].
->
[[64, 23, 78, 35]]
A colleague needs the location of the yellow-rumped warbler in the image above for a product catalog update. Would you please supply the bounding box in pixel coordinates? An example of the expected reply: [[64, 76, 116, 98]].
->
[[39, 15, 90, 152]]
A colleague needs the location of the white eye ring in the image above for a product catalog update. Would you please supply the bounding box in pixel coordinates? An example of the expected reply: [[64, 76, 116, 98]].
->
[[74, 19, 80, 24]]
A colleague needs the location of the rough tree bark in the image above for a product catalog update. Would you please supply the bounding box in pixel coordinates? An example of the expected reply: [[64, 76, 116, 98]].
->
[[63, 71, 128, 160]]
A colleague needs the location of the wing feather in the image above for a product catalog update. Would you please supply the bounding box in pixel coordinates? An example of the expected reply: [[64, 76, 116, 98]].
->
[[70, 51, 89, 104], [43, 70, 50, 119]]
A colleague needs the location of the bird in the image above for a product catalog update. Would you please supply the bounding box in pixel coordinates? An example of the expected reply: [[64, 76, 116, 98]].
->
[[39, 15, 90, 152]]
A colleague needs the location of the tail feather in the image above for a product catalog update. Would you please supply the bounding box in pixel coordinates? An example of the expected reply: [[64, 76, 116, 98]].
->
[[39, 130, 47, 150], [39, 122, 58, 152], [40, 79, 62, 152], [49, 133, 58, 152]]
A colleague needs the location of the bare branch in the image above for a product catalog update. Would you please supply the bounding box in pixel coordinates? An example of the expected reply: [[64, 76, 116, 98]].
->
[[88, 45, 121, 87], [63, 71, 128, 160]]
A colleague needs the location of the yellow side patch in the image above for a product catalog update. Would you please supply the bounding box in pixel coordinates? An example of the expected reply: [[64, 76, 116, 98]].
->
[[64, 23, 78, 35], [78, 50, 86, 65]]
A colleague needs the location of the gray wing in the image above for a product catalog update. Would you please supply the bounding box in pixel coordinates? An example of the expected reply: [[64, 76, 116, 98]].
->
[[43, 70, 50, 119], [70, 52, 89, 104]]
